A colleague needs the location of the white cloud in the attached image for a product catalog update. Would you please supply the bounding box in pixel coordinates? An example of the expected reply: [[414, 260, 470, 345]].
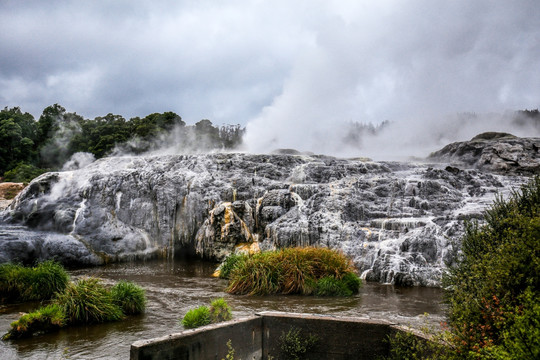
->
[[0, 0, 539, 158]]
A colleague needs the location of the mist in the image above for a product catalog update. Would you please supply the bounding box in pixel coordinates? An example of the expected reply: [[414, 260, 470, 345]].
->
[[242, 1, 540, 160]]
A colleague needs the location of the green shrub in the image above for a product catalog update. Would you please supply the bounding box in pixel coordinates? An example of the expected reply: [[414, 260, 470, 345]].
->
[[182, 306, 211, 329], [341, 271, 361, 295], [225, 247, 361, 296], [218, 253, 247, 279], [56, 277, 124, 324], [314, 276, 352, 296], [3, 304, 66, 340], [443, 176, 540, 358], [279, 326, 318, 360], [210, 297, 232, 323], [0, 261, 69, 303], [110, 281, 146, 315], [3, 163, 47, 183]]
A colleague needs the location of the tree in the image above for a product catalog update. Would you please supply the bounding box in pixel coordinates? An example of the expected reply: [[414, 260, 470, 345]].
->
[[0, 107, 37, 175]]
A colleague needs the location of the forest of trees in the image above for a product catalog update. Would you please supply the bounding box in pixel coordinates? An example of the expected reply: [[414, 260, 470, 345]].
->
[[0, 104, 245, 182]]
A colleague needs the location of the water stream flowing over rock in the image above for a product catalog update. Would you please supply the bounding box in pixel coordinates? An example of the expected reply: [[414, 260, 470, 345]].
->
[[1, 135, 536, 286]]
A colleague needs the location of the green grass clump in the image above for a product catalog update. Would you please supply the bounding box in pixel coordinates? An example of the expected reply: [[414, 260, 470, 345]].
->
[[314, 276, 353, 297], [182, 298, 233, 329], [210, 297, 232, 323], [218, 253, 246, 279], [0, 260, 69, 303], [110, 281, 146, 315], [225, 247, 361, 296], [2, 304, 66, 340], [56, 277, 124, 324], [3, 277, 147, 339], [182, 306, 211, 329]]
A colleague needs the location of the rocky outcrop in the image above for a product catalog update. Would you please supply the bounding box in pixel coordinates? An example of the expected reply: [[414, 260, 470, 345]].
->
[[0, 146, 531, 286], [428, 132, 540, 175]]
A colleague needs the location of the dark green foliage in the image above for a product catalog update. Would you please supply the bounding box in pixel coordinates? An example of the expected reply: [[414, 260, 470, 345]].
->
[[181, 306, 211, 329], [279, 327, 318, 360], [2, 271, 147, 339], [110, 281, 147, 315], [3, 163, 47, 183], [56, 277, 124, 324], [314, 276, 353, 296], [2, 304, 66, 340], [0, 104, 245, 179], [0, 261, 69, 303], [219, 253, 246, 279], [0, 107, 38, 175], [341, 271, 362, 295], [382, 330, 446, 360], [225, 247, 361, 296], [209, 297, 232, 323], [443, 176, 540, 358]]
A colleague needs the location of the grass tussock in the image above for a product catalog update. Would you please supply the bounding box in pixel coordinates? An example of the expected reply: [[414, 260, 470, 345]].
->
[[56, 277, 124, 324], [224, 247, 361, 296], [110, 281, 147, 315], [3, 271, 147, 339], [3, 304, 65, 340], [0, 261, 69, 303], [181, 298, 233, 329], [182, 306, 211, 329]]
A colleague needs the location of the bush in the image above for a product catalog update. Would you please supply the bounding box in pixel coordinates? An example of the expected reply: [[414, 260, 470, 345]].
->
[[279, 327, 318, 360], [314, 276, 352, 296], [56, 277, 124, 324], [182, 298, 233, 329], [2, 304, 65, 340], [225, 247, 361, 296], [110, 281, 146, 315], [0, 261, 69, 303], [182, 306, 211, 329], [218, 253, 246, 279], [3, 163, 47, 183], [210, 297, 232, 323], [443, 176, 540, 358]]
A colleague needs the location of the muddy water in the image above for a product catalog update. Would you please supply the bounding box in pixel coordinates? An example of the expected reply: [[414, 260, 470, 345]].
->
[[0, 259, 445, 359]]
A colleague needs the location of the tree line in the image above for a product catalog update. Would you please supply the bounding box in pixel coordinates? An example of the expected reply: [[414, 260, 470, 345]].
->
[[0, 104, 245, 182]]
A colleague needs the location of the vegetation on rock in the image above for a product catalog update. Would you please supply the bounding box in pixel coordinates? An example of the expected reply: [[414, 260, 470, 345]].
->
[[223, 247, 361, 296]]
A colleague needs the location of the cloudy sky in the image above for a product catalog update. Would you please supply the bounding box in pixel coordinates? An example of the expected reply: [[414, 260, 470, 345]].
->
[[1, 1, 539, 157]]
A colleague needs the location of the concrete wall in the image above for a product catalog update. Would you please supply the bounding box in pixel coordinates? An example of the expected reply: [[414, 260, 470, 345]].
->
[[131, 312, 429, 360], [131, 316, 263, 360], [260, 312, 394, 360]]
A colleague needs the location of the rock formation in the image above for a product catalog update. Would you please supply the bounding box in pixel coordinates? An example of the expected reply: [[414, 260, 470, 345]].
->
[[1, 135, 536, 286], [428, 132, 540, 175]]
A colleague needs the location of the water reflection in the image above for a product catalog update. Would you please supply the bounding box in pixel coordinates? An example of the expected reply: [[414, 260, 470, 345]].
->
[[0, 259, 446, 359]]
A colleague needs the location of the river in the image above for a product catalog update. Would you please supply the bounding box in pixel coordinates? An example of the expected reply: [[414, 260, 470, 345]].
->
[[0, 259, 445, 359]]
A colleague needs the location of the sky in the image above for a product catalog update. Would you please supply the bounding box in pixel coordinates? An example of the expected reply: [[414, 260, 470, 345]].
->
[[1, 1, 539, 158]]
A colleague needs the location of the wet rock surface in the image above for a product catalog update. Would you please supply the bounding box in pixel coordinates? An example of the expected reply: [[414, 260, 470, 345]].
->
[[0, 144, 532, 286], [428, 132, 540, 175]]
